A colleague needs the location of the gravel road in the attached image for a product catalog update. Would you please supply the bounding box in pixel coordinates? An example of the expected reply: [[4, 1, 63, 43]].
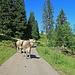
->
[[0, 47, 59, 75]]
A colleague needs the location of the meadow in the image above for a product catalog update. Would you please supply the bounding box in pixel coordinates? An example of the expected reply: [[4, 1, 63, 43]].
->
[[0, 35, 16, 66], [36, 46, 75, 75], [36, 34, 75, 75]]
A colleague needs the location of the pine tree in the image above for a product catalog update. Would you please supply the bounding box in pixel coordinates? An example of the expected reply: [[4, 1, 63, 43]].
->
[[13, 0, 27, 39], [27, 12, 34, 39], [0, 0, 27, 38], [42, 0, 54, 40], [0, 0, 11, 35], [27, 12, 39, 40], [31, 20, 40, 40], [56, 9, 67, 27], [56, 9, 72, 47]]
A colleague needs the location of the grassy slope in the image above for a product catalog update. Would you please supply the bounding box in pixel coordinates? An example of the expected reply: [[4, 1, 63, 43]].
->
[[36, 34, 75, 75], [0, 35, 16, 66]]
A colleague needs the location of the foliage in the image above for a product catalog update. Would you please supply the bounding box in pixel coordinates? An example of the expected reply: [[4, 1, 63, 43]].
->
[[36, 33, 75, 75], [0, 0, 40, 40], [47, 39, 56, 47], [56, 9, 67, 25], [42, 0, 54, 40], [55, 9, 73, 48], [0, 0, 27, 39], [38, 34, 47, 44], [57, 24, 72, 46], [14, 0, 27, 39], [27, 12, 40, 40]]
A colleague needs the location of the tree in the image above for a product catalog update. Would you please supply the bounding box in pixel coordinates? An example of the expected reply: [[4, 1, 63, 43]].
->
[[13, 0, 27, 39], [42, 0, 54, 40], [0, 0, 11, 35], [31, 20, 40, 40], [56, 9, 67, 27], [27, 11, 39, 40], [56, 9, 72, 47], [0, 0, 27, 39]]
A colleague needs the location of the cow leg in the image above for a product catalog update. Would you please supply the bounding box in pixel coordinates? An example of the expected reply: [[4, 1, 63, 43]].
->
[[20, 48, 23, 53], [25, 49, 28, 59], [17, 47, 19, 52], [23, 52, 25, 57], [26, 48, 31, 59], [29, 47, 31, 59], [28, 52, 31, 59], [25, 50, 28, 59], [27, 53, 31, 59], [23, 49, 26, 57], [28, 54, 31, 59]]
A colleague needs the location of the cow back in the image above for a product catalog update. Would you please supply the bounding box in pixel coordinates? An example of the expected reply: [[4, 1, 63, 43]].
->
[[22, 41, 31, 49]]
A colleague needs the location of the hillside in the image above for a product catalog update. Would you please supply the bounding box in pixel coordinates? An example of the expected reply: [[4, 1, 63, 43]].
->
[[36, 34, 75, 75]]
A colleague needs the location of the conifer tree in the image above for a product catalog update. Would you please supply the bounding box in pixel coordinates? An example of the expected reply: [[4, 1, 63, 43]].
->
[[13, 0, 27, 39], [56, 9, 72, 47], [27, 12, 39, 40], [0, 0, 27, 38], [42, 0, 54, 40], [0, 0, 11, 35], [31, 20, 40, 40]]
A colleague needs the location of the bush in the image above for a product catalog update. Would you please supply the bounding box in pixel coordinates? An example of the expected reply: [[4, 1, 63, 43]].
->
[[47, 39, 56, 47]]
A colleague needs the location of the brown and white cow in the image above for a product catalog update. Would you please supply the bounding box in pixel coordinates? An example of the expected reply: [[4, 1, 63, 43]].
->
[[22, 40, 31, 59], [15, 39, 35, 58], [15, 39, 23, 53], [22, 39, 35, 59]]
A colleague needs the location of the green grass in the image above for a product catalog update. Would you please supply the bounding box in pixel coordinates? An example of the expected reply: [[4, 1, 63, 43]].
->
[[0, 40, 16, 66], [36, 46, 75, 75]]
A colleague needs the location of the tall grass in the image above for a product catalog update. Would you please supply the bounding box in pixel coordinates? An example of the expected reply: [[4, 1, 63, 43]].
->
[[0, 40, 16, 66], [36, 46, 75, 75]]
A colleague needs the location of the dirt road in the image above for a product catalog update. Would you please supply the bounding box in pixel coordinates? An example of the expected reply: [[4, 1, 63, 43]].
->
[[0, 47, 59, 75]]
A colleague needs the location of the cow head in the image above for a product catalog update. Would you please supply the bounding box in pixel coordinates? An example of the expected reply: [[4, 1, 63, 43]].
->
[[29, 39, 35, 46]]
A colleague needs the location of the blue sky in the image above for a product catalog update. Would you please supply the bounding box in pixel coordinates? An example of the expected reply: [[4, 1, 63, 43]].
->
[[24, 0, 75, 32]]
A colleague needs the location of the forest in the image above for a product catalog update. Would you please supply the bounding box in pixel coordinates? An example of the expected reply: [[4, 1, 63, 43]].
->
[[0, 0, 75, 54], [42, 0, 75, 55], [0, 0, 40, 40], [1, 0, 75, 53]]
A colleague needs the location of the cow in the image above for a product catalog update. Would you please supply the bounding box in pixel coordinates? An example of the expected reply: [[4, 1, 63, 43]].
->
[[22, 39, 35, 59], [22, 40, 32, 59], [15, 39, 23, 53], [15, 39, 35, 58]]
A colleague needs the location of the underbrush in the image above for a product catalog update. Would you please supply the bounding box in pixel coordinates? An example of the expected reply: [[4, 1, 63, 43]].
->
[[36, 46, 75, 75], [0, 40, 16, 66]]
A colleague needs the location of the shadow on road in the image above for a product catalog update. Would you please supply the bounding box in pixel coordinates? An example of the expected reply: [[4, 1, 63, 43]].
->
[[31, 45, 37, 48], [30, 54, 40, 59]]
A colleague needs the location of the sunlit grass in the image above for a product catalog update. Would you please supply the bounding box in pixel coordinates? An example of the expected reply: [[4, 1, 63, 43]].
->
[[36, 46, 75, 75], [0, 40, 16, 66]]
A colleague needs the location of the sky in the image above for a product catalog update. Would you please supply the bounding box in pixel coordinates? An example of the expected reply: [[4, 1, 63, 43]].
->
[[24, 0, 75, 32]]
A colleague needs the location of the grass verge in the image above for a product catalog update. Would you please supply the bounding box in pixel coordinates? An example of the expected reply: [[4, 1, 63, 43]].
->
[[0, 40, 16, 66], [36, 46, 75, 75]]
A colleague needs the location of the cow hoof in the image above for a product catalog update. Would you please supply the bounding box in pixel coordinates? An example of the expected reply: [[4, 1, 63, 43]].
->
[[21, 51, 23, 53], [27, 55, 29, 57]]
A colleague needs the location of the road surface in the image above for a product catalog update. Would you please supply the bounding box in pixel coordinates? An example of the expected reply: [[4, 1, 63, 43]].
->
[[0, 47, 59, 75]]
